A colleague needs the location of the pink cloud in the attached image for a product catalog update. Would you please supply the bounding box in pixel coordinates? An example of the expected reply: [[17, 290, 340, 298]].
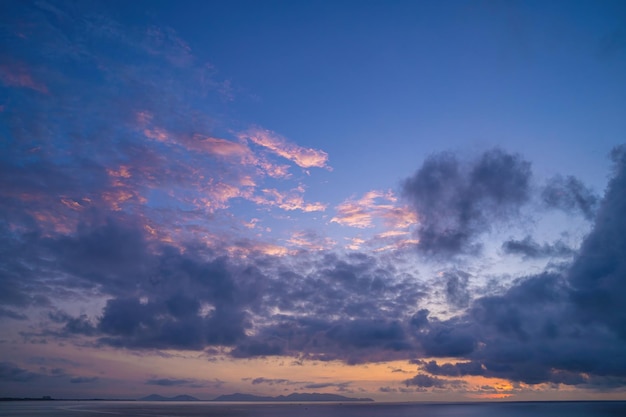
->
[[195, 181, 255, 212], [240, 128, 330, 169], [331, 190, 393, 228], [193, 136, 249, 157], [287, 231, 335, 251], [0, 63, 48, 94], [137, 114, 292, 180], [331, 190, 417, 229], [251, 186, 327, 212]]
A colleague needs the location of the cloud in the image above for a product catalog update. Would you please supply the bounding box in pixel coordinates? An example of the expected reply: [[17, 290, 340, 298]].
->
[[0, 62, 49, 93], [230, 252, 426, 363], [251, 186, 327, 212], [502, 236, 575, 259], [0, 362, 40, 382], [248, 377, 301, 386], [3, 144, 626, 390], [542, 175, 598, 220], [240, 128, 330, 169], [0, 307, 28, 320], [567, 145, 626, 338], [422, 360, 484, 377], [413, 150, 626, 388], [1, 6, 626, 392], [70, 376, 98, 384], [443, 271, 471, 309], [402, 149, 531, 257], [146, 378, 195, 387], [404, 373, 453, 388], [287, 230, 335, 251], [304, 382, 351, 390], [331, 190, 416, 229], [0, 0, 330, 264]]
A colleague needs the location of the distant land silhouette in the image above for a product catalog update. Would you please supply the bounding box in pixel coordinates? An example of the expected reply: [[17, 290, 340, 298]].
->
[[140, 394, 200, 401], [212, 393, 373, 402], [140, 392, 374, 402]]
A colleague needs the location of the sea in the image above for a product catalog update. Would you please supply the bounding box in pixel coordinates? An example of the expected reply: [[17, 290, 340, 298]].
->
[[1, 401, 626, 417]]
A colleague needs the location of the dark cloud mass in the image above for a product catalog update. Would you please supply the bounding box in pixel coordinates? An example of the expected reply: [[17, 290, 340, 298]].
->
[[405, 149, 626, 387], [568, 146, 626, 338], [402, 149, 531, 257], [2, 146, 626, 391]]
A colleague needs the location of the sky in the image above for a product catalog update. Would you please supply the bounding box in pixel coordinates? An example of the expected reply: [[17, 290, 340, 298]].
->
[[1, 0, 626, 402]]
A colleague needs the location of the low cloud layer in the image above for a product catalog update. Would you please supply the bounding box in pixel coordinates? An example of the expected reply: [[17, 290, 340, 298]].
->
[[3, 146, 625, 392]]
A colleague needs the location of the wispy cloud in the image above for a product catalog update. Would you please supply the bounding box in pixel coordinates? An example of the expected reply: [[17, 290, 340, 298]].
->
[[287, 230, 335, 251], [240, 128, 330, 170], [331, 190, 416, 229], [252, 186, 327, 212], [0, 62, 49, 93]]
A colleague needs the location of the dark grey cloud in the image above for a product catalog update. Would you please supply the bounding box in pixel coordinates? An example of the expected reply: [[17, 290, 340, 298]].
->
[[146, 378, 195, 387], [399, 148, 626, 388], [49, 311, 96, 337], [0, 215, 271, 352], [417, 317, 477, 357], [542, 175, 598, 220], [70, 376, 98, 384], [443, 271, 471, 309], [402, 149, 531, 257], [303, 382, 351, 390], [0, 362, 40, 382], [231, 341, 284, 358], [0, 307, 27, 320], [404, 373, 450, 388], [422, 360, 484, 377], [568, 145, 626, 339], [502, 236, 575, 259], [0, 361, 100, 389], [228, 251, 428, 364], [249, 377, 294, 386]]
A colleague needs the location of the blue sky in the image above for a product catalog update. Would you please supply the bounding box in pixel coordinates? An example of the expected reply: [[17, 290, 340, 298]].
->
[[1, 0, 625, 401]]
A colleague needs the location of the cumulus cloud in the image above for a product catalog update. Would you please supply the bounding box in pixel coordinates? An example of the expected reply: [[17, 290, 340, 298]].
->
[[402, 149, 532, 257], [568, 145, 626, 338], [542, 175, 598, 220], [397, 152, 626, 388], [404, 373, 463, 388]]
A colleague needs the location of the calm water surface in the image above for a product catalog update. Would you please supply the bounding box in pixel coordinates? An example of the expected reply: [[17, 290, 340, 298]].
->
[[1, 401, 626, 417]]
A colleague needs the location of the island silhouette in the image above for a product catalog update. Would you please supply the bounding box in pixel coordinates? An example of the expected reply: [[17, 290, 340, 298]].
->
[[140, 393, 374, 402]]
